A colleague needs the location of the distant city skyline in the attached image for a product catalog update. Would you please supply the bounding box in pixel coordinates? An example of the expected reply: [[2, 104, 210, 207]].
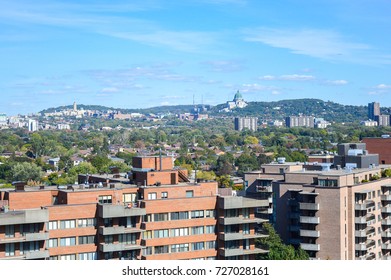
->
[[1, 0, 391, 116]]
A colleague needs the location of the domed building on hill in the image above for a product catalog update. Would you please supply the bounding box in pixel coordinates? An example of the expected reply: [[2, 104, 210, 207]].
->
[[225, 90, 248, 111]]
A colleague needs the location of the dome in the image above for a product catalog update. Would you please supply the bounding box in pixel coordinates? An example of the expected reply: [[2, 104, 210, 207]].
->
[[233, 90, 243, 101]]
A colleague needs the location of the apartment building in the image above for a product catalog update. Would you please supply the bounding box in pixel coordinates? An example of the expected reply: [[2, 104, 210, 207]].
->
[[0, 156, 268, 260], [244, 143, 391, 260], [234, 117, 258, 132], [285, 116, 314, 128]]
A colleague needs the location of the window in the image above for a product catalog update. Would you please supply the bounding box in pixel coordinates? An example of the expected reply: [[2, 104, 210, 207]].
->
[[191, 210, 204, 219], [154, 229, 169, 238], [98, 195, 112, 204], [78, 235, 95, 245], [161, 192, 168, 199], [206, 241, 216, 250], [171, 243, 189, 253], [143, 230, 152, 239], [242, 208, 249, 218], [47, 238, 58, 248], [104, 218, 113, 227], [5, 243, 15, 256], [192, 226, 204, 235], [154, 213, 168, 222], [78, 218, 96, 228], [59, 220, 76, 229], [47, 221, 58, 230], [206, 225, 215, 234], [192, 242, 204, 251], [104, 235, 113, 244], [123, 193, 137, 204], [5, 225, 14, 238], [186, 190, 194, 198], [60, 254, 76, 260], [79, 252, 97, 260], [225, 209, 238, 218], [119, 233, 137, 245], [60, 237, 76, 247], [205, 210, 215, 218], [143, 247, 152, 256], [20, 241, 39, 254], [144, 214, 152, 222], [154, 245, 169, 255], [170, 227, 189, 237], [170, 211, 189, 220], [148, 192, 157, 200]]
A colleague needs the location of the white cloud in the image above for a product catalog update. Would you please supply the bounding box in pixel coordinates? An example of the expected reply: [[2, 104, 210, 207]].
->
[[245, 27, 370, 62], [202, 60, 244, 72], [375, 84, 391, 89], [259, 74, 315, 81], [101, 87, 120, 93], [324, 80, 349, 85]]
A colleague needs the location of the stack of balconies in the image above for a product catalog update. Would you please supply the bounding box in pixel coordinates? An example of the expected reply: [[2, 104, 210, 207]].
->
[[298, 192, 320, 259], [218, 196, 269, 259], [381, 184, 391, 258], [354, 192, 377, 260], [0, 208, 49, 259], [97, 203, 146, 260]]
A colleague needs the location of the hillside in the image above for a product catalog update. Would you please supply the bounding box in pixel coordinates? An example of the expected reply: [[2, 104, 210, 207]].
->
[[211, 99, 370, 123], [40, 99, 390, 124]]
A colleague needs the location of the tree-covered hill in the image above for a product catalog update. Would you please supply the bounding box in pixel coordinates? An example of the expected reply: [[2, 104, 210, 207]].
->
[[39, 99, 389, 124], [210, 98, 370, 123]]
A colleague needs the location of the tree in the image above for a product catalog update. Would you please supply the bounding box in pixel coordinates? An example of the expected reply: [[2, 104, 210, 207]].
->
[[11, 162, 43, 182], [256, 222, 309, 260], [216, 175, 233, 188]]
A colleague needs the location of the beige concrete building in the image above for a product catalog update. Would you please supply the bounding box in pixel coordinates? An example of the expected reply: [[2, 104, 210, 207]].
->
[[244, 144, 391, 260]]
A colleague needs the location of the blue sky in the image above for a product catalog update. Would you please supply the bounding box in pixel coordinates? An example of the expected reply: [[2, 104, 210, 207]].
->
[[1, 0, 391, 116]]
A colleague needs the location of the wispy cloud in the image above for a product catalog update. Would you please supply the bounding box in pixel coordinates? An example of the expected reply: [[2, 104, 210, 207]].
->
[[244, 27, 379, 63], [368, 83, 391, 95], [259, 74, 316, 81], [202, 60, 244, 72], [0, 1, 219, 53], [323, 80, 349, 85]]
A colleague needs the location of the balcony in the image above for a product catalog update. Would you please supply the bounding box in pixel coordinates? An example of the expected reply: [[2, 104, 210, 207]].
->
[[381, 195, 391, 201], [382, 218, 391, 226], [300, 216, 320, 224], [300, 229, 320, 238], [0, 232, 49, 244], [98, 204, 146, 218], [382, 243, 391, 250], [99, 226, 144, 235], [25, 249, 50, 260], [382, 207, 391, 213], [219, 196, 269, 210], [99, 242, 144, 252], [355, 217, 366, 224], [382, 230, 391, 238], [355, 200, 375, 210], [355, 243, 367, 251], [300, 243, 320, 251], [299, 203, 319, 211], [0, 208, 49, 226], [219, 247, 268, 257], [219, 232, 259, 241], [219, 216, 267, 225]]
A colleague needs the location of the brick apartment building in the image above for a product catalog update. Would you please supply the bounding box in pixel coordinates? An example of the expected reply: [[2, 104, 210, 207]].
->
[[244, 143, 391, 260], [362, 135, 391, 164], [0, 156, 268, 260]]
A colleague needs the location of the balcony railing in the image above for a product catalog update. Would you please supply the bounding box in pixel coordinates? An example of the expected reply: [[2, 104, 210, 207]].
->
[[300, 243, 320, 251], [299, 203, 319, 211], [98, 204, 146, 218], [300, 229, 320, 238], [300, 216, 320, 224]]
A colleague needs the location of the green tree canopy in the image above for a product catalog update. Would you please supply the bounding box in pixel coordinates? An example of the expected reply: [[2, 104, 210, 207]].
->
[[256, 223, 309, 260]]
